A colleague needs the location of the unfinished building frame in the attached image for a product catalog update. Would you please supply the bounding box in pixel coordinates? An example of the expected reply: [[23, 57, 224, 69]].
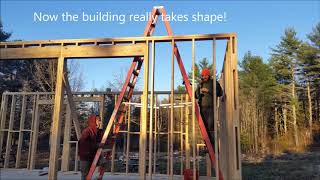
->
[[0, 33, 241, 180]]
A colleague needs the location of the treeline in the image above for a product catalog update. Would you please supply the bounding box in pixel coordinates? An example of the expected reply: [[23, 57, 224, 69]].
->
[[0, 21, 84, 95], [239, 23, 320, 155], [0, 21, 85, 138]]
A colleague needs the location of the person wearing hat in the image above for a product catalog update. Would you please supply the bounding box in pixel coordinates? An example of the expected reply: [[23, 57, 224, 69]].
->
[[195, 68, 223, 144], [78, 114, 103, 180]]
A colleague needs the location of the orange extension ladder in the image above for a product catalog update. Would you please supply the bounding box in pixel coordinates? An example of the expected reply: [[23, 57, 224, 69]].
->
[[86, 7, 224, 180]]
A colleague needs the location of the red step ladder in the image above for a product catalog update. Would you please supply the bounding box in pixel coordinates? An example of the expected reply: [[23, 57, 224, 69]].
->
[[86, 7, 224, 180]]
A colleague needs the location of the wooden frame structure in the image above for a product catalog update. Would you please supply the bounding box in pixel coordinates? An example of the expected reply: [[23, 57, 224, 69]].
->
[[0, 33, 241, 180]]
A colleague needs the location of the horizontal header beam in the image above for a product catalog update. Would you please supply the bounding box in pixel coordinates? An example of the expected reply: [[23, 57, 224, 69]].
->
[[0, 33, 235, 49], [0, 44, 146, 60], [2, 90, 188, 96]]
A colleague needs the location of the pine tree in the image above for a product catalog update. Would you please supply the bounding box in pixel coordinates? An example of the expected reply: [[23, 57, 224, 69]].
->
[[0, 21, 11, 41], [270, 27, 302, 147], [239, 51, 277, 154]]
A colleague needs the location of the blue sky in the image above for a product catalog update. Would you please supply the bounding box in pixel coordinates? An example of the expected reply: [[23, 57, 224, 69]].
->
[[1, 0, 319, 91]]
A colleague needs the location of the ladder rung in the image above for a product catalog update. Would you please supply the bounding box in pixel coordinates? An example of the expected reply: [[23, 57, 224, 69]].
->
[[132, 70, 139, 76], [123, 96, 129, 102], [114, 122, 124, 127], [102, 148, 112, 153], [128, 82, 134, 88], [118, 108, 126, 113]]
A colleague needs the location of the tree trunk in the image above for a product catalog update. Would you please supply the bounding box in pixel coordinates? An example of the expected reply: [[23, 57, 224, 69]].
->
[[292, 81, 299, 148], [254, 103, 258, 154], [283, 104, 287, 134], [275, 106, 278, 139], [307, 82, 313, 133]]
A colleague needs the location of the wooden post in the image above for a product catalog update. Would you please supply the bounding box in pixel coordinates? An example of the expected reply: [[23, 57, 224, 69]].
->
[[63, 71, 81, 140], [0, 94, 8, 158], [169, 39, 174, 179], [61, 103, 71, 171], [206, 153, 211, 178], [75, 142, 79, 171], [148, 40, 155, 179], [219, 37, 242, 179], [219, 40, 232, 180], [48, 55, 66, 180], [16, 95, 27, 168], [180, 94, 184, 175], [212, 38, 219, 180], [27, 95, 37, 170], [192, 39, 196, 180], [125, 100, 131, 175], [167, 96, 170, 175], [153, 95, 158, 174], [123, 109, 127, 165], [139, 40, 149, 180], [111, 95, 117, 173], [231, 36, 242, 179], [99, 95, 105, 127], [185, 94, 190, 169], [4, 95, 16, 168]]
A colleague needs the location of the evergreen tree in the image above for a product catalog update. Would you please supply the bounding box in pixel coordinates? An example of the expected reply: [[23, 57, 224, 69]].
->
[[239, 51, 277, 153], [270, 27, 302, 147], [0, 21, 11, 41]]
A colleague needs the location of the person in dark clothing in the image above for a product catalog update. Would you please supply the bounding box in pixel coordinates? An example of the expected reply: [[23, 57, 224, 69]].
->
[[78, 114, 103, 180], [195, 68, 223, 144]]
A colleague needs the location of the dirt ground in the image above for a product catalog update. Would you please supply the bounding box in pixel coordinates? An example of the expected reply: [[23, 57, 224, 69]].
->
[[242, 151, 320, 180]]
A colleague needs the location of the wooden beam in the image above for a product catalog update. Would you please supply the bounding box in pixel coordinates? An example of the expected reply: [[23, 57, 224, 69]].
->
[[4, 95, 16, 168], [0, 33, 236, 49], [185, 94, 190, 169], [212, 38, 219, 180], [111, 95, 117, 174], [75, 141, 79, 172], [62, 44, 145, 58], [169, 39, 175, 180], [62, 67, 81, 140], [99, 95, 105, 128], [167, 97, 170, 176], [0, 94, 8, 157], [219, 40, 233, 180], [37, 96, 103, 105], [27, 95, 37, 169], [125, 100, 131, 175], [48, 55, 65, 180], [180, 94, 184, 175], [0, 44, 145, 60], [0, 47, 60, 59], [206, 153, 212, 178], [61, 104, 71, 171], [139, 41, 149, 180], [191, 39, 196, 180], [153, 95, 157, 174], [16, 95, 27, 168], [231, 36, 242, 179], [148, 40, 155, 179]]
